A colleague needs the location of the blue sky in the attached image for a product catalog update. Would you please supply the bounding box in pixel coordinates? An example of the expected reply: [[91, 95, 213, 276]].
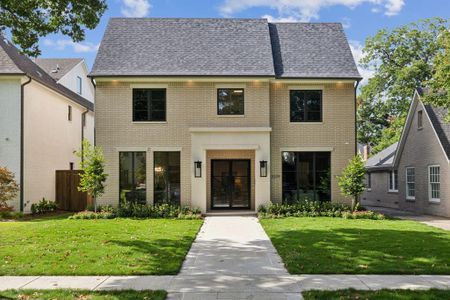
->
[[37, 0, 450, 81]]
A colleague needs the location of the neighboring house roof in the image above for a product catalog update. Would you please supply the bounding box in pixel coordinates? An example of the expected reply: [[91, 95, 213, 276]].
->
[[35, 58, 83, 81], [424, 104, 450, 159], [91, 18, 275, 77], [269, 23, 360, 79], [365, 142, 398, 171], [90, 18, 361, 79], [0, 38, 93, 111]]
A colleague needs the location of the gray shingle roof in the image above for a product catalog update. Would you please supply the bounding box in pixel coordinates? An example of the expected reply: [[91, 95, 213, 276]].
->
[[424, 104, 450, 159], [90, 18, 360, 79], [365, 142, 398, 170], [0, 39, 93, 111], [269, 23, 361, 79], [35, 58, 83, 80], [91, 18, 275, 77]]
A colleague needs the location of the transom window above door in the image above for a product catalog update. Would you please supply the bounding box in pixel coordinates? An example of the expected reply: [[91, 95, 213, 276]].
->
[[133, 88, 166, 122], [217, 88, 244, 115], [290, 90, 322, 122]]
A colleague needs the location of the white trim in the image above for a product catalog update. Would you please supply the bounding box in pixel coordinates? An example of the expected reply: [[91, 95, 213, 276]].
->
[[388, 170, 398, 192], [428, 164, 441, 203], [130, 83, 169, 89], [56, 60, 85, 83], [280, 147, 334, 152], [214, 83, 246, 89], [95, 77, 271, 83], [189, 127, 272, 133], [405, 167, 416, 200], [202, 144, 260, 150], [115, 147, 149, 152], [151, 147, 182, 152]]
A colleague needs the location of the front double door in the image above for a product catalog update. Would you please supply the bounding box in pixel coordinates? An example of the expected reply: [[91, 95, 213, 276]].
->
[[211, 159, 251, 209]]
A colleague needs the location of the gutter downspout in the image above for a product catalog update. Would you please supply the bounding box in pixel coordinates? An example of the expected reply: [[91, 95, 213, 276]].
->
[[354, 79, 361, 156], [20, 76, 32, 212], [81, 109, 89, 163], [90, 77, 96, 146]]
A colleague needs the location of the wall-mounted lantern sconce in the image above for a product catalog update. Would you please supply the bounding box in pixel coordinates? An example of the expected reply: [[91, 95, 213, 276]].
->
[[260, 160, 268, 177], [194, 161, 202, 178]]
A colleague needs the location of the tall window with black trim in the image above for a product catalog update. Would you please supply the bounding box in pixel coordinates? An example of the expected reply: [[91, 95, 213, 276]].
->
[[133, 89, 166, 122]]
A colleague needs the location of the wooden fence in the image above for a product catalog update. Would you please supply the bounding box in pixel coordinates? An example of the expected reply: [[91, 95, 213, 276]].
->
[[55, 170, 91, 211]]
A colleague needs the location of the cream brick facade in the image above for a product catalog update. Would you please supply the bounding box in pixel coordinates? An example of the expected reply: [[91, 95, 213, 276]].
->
[[96, 79, 356, 210]]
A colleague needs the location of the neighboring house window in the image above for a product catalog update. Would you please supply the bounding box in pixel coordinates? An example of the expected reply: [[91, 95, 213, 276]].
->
[[389, 170, 398, 192], [406, 167, 415, 200], [68, 105, 72, 121], [290, 90, 322, 122], [133, 89, 166, 122], [69, 162, 74, 170], [77, 76, 82, 95], [154, 152, 180, 205], [367, 173, 371, 190], [119, 152, 146, 204], [217, 88, 244, 115], [418, 110, 423, 129], [281, 151, 331, 203], [428, 165, 440, 202]]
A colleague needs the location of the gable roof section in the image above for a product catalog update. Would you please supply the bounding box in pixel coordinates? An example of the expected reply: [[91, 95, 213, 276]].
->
[[90, 18, 275, 77], [394, 90, 450, 167], [269, 23, 361, 79], [365, 142, 398, 171], [35, 58, 83, 81], [0, 39, 93, 111]]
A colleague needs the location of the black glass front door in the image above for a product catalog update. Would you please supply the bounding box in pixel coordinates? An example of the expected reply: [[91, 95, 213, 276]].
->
[[211, 160, 250, 209]]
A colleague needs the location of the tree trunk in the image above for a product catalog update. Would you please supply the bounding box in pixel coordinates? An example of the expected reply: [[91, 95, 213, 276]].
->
[[93, 197, 97, 213], [351, 195, 359, 212]]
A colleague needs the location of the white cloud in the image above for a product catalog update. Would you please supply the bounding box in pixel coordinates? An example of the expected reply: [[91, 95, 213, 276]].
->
[[43, 39, 99, 53], [220, 0, 405, 22], [262, 14, 299, 22], [349, 40, 375, 85], [342, 17, 351, 29], [121, 0, 151, 17]]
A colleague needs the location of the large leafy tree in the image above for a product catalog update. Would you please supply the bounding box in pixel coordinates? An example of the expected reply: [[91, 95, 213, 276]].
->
[[0, 0, 107, 56], [358, 18, 449, 153]]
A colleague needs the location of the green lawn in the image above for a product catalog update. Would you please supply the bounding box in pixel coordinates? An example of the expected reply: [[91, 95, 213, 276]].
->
[[261, 217, 450, 274], [0, 289, 166, 300], [303, 289, 450, 300], [0, 217, 202, 275]]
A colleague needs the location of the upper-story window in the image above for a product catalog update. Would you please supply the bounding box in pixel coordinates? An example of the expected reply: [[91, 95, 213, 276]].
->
[[418, 110, 423, 129], [133, 89, 166, 122], [76, 76, 82, 95], [290, 90, 322, 122], [217, 88, 244, 115]]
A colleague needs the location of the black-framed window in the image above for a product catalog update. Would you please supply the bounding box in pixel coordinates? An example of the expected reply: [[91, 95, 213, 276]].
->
[[154, 152, 181, 205], [290, 90, 322, 122], [119, 152, 146, 204], [133, 89, 166, 122], [282, 151, 331, 204], [418, 110, 423, 129], [217, 88, 244, 115]]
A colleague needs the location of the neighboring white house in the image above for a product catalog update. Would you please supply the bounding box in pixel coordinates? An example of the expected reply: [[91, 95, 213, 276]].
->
[[35, 58, 94, 103], [0, 38, 95, 212]]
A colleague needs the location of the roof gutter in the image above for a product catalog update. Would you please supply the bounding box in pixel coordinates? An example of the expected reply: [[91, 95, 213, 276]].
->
[[20, 76, 32, 212]]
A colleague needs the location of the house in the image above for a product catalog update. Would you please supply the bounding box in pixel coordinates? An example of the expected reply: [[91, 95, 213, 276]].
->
[[362, 89, 450, 217], [90, 18, 361, 213], [0, 38, 95, 212], [35, 58, 95, 102]]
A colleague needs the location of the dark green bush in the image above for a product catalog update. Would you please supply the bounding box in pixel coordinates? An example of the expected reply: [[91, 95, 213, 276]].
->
[[31, 198, 58, 214], [68, 211, 115, 220]]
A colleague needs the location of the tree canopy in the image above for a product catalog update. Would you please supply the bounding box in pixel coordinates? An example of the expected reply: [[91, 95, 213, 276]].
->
[[357, 18, 450, 154], [0, 0, 107, 56]]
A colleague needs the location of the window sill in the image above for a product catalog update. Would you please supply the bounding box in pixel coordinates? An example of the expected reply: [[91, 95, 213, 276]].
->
[[217, 115, 245, 118], [388, 190, 399, 194], [289, 122, 324, 125], [406, 197, 416, 202], [429, 199, 441, 204], [367, 188, 372, 192], [132, 121, 168, 124]]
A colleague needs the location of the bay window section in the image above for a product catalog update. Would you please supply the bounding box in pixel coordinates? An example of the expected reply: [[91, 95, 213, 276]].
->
[[282, 151, 331, 204], [119, 152, 146, 204], [154, 152, 181, 205]]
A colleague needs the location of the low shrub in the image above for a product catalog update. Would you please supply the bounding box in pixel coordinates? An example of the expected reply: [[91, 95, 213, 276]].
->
[[68, 211, 115, 220], [31, 198, 58, 214], [0, 211, 24, 220], [258, 200, 385, 220]]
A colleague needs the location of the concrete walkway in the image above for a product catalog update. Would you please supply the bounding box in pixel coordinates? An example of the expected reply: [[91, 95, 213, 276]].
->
[[366, 206, 450, 231], [2, 216, 450, 299]]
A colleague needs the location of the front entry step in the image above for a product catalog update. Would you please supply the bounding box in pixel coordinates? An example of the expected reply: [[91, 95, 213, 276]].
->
[[204, 210, 257, 217]]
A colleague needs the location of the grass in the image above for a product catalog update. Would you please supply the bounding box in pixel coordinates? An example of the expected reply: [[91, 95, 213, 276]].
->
[[0, 217, 202, 275], [0, 289, 166, 300], [261, 217, 450, 274], [303, 289, 450, 300]]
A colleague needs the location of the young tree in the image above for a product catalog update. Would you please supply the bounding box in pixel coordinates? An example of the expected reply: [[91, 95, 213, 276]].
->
[[0, 166, 19, 210], [0, 0, 107, 56], [338, 155, 366, 212], [76, 139, 108, 212], [358, 18, 449, 152]]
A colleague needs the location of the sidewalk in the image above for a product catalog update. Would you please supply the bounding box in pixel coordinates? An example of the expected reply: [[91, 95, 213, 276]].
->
[[1, 217, 450, 300]]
